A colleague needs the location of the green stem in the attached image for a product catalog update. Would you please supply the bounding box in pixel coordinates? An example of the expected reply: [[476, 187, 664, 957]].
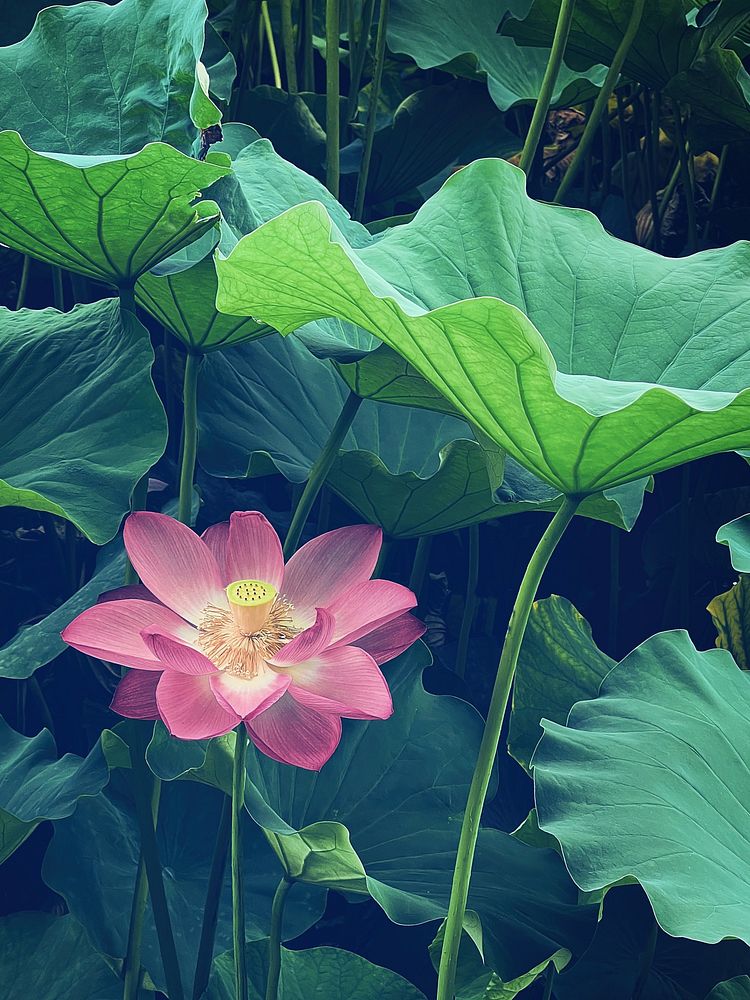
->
[[261, 1, 282, 89], [283, 392, 363, 558], [353, 0, 389, 219], [302, 0, 314, 90], [642, 90, 661, 252], [372, 538, 392, 579], [129, 723, 184, 1000], [123, 777, 161, 1000], [436, 497, 581, 1000], [407, 535, 432, 602], [232, 726, 249, 1000], [518, 0, 577, 175], [554, 0, 645, 204], [325, 0, 341, 197], [265, 877, 293, 1000], [346, 0, 376, 122], [52, 266, 65, 311], [616, 88, 635, 241], [542, 964, 556, 1000], [119, 284, 137, 315], [280, 0, 298, 92], [192, 797, 232, 1000], [15, 256, 30, 310], [455, 525, 480, 680], [702, 144, 728, 244], [178, 354, 200, 526], [673, 107, 697, 253], [124, 474, 150, 586]]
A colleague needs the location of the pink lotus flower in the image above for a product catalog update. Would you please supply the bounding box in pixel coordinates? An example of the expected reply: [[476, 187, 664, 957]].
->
[[63, 512, 424, 769]]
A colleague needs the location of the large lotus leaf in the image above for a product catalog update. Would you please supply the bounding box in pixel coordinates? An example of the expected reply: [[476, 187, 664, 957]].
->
[[0, 718, 109, 864], [206, 940, 427, 1000], [387, 0, 606, 111], [0, 132, 228, 286], [0, 913, 122, 1000], [0, 299, 166, 544], [215, 158, 750, 497], [717, 513, 750, 572], [0, 0, 219, 154], [667, 50, 750, 150], [43, 775, 325, 995], [710, 980, 750, 1000], [150, 644, 596, 984], [708, 575, 750, 670], [554, 885, 750, 1000], [508, 596, 614, 772], [533, 630, 750, 944], [137, 138, 375, 354]]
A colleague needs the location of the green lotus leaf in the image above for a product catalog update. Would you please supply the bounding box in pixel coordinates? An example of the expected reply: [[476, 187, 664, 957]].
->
[[149, 644, 597, 984], [215, 158, 750, 497], [0, 718, 109, 864], [206, 940, 427, 1000], [42, 775, 326, 996], [533, 630, 750, 944], [387, 0, 606, 110], [137, 137, 374, 353], [717, 512, 750, 572], [667, 50, 750, 150], [0, 0, 219, 154], [0, 299, 167, 544], [0, 132, 228, 287], [710, 979, 750, 1000], [509, 596, 614, 771], [708, 575, 750, 670], [554, 885, 750, 1000], [0, 913, 122, 1000]]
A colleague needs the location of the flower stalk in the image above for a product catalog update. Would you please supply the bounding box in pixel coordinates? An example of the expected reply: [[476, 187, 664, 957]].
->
[[232, 725, 249, 1000], [265, 877, 293, 1000]]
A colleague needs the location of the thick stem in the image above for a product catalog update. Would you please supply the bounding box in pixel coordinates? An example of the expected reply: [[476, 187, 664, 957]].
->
[[178, 354, 200, 526], [265, 877, 293, 1000], [436, 497, 581, 1000], [261, 1, 282, 89], [302, 0, 314, 90], [15, 256, 30, 310], [129, 723, 184, 1000], [232, 726, 249, 1000], [407, 535, 432, 602], [283, 392, 363, 558], [554, 0, 646, 204], [353, 0, 389, 219], [346, 0, 376, 122], [455, 524, 480, 680], [119, 284, 137, 316], [122, 777, 161, 1000], [280, 0, 298, 92], [325, 0, 341, 197], [518, 0, 578, 176], [192, 797, 232, 1000], [51, 266, 65, 311]]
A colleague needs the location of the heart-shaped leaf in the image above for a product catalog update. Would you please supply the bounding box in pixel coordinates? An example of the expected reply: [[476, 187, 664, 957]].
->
[[0, 0, 219, 154], [0, 132, 228, 287], [0, 299, 167, 543], [533, 630, 750, 944], [388, 0, 606, 110], [215, 158, 750, 497]]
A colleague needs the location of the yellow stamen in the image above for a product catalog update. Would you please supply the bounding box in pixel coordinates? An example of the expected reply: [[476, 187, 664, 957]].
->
[[198, 594, 300, 679], [226, 578, 276, 634]]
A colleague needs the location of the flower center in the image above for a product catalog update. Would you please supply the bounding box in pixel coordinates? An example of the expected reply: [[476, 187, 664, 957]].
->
[[197, 579, 301, 679]]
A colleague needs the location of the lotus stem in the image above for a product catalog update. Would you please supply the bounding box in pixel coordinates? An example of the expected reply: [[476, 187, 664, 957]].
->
[[177, 353, 199, 526], [261, 1, 282, 90], [518, 0, 578, 176], [122, 775, 161, 1000], [325, 0, 341, 197], [280, 0, 298, 92], [673, 106, 697, 253], [265, 877, 293, 1000], [542, 965, 556, 1000], [407, 535, 432, 602], [353, 0, 390, 219], [232, 726, 249, 1000], [347, 0, 376, 123], [436, 496, 581, 1000], [283, 391, 363, 558], [455, 524, 480, 680], [702, 144, 728, 244], [302, 0, 314, 91], [554, 0, 646, 203], [124, 474, 150, 586], [15, 256, 30, 310], [192, 797, 232, 1000], [52, 266, 65, 311]]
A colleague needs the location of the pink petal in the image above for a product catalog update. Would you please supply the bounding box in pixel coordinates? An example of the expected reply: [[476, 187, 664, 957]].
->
[[225, 512, 284, 589], [281, 525, 382, 622], [97, 584, 160, 604], [353, 613, 426, 664], [202, 521, 230, 581], [247, 695, 342, 770], [124, 512, 226, 624], [156, 672, 240, 739], [209, 670, 290, 719], [269, 608, 335, 666], [284, 646, 392, 719], [142, 630, 217, 675], [111, 670, 161, 720], [62, 599, 195, 671], [327, 580, 417, 646]]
